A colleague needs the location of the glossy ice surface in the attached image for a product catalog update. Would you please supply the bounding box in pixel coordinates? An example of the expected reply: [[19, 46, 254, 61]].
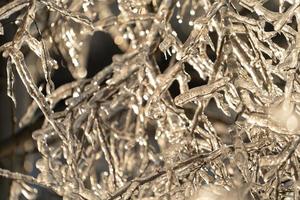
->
[[0, 0, 300, 199]]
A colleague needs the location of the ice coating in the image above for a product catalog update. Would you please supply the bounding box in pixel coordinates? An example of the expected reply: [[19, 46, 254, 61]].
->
[[0, 0, 300, 199]]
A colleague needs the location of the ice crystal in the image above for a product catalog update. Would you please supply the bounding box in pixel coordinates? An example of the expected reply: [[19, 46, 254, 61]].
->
[[1, 0, 300, 199]]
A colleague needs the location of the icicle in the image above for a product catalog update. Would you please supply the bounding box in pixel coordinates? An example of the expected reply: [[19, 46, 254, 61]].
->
[[94, 119, 117, 190], [159, 34, 174, 59], [6, 57, 16, 106], [0, 23, 3, 35], [25, 35, 55, 94]]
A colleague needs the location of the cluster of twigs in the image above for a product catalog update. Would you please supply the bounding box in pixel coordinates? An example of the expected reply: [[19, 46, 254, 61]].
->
[[1, 0, 300, 199]]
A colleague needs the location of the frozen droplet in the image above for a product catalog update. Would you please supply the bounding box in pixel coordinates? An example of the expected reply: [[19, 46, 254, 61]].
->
[[286, 114, 298, 132], [72, 91, 79, 98], [143, 94, 149, 100], [190, 9, 195, 16], [167, 48, 171, 56], [163, 51, 168, 60], [132, 104, 139, 114], [137, 136, 147, 146], [139, 31, 145, 36], [128, 33, 134, 40], [132, 8, 138, 13]]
